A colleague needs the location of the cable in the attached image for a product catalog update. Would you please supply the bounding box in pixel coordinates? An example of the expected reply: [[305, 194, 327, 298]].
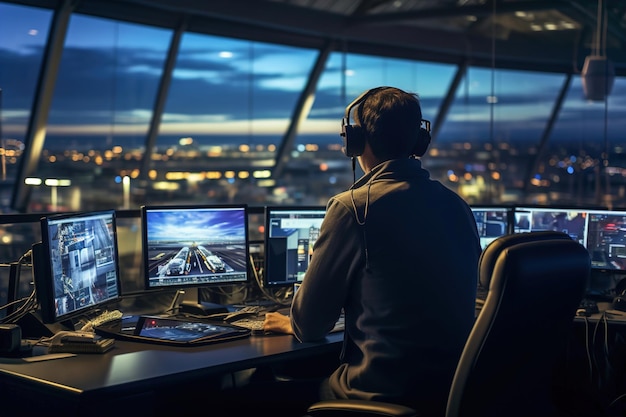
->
[[350, 182, 372, 226], [583, 316, 594, 382], [591, 312, 606, 387], [608, 393, 626, 409], [0, 249, 38, 325], [247, 253, 291, 306]]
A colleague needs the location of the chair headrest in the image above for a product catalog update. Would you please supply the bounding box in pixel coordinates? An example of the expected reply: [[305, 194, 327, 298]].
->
[[479, 231, 572, 289]]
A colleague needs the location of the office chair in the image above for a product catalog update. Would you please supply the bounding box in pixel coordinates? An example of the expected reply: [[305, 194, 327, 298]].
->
[[306, 231, 590, 417]]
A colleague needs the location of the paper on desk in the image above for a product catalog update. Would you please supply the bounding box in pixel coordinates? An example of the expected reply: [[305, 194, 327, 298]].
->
[[22, 353, 77, 362]]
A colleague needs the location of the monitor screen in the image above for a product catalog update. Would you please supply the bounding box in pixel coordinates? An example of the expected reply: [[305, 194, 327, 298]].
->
[[513, 206, 588, 245], [585, 210, 626, 271], [513, 206, 626, 296], [471, 206, 511, 249], [142, 205, 250, 289], [264, 206, 326, 287], [584, 209, 626, 298], [33, 210, 122, 324]]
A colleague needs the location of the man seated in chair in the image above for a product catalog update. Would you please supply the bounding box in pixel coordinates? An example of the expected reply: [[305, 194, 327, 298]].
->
[[218, 86, 481, 417]]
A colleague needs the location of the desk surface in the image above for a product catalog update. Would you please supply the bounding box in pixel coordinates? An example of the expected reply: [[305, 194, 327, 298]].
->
[[0, 332, 342, 393], [0, 331, 343, 416]]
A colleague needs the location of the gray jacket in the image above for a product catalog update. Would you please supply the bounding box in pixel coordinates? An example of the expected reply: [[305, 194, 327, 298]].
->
[[291, 158, 481, 415]]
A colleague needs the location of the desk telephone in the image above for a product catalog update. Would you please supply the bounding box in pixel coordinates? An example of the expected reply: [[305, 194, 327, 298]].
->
[[51, 331, 100, 344], [48, 331, 115, 354]]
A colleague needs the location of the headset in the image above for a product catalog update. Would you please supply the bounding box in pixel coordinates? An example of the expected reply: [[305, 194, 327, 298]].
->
[[340, 86, 432, 158]]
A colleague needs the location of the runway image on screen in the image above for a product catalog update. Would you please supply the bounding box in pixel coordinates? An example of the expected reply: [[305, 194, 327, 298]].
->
[[142, 205, 249, 289]]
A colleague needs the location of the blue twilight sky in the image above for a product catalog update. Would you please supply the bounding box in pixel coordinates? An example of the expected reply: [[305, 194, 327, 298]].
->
[[146, 207, 247, 242], [1, 1, 626, 148]]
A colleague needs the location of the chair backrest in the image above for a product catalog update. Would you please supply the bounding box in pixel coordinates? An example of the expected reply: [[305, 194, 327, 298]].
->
[[478, 230, 573, 290], [446, 232, 591, 417]]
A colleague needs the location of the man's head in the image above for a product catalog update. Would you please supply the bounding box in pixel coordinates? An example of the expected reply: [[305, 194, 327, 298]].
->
[[340, 86, 430, 161]]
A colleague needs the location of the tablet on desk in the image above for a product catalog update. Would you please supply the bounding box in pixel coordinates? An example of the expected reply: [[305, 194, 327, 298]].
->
[[94, 315, 250, 346]]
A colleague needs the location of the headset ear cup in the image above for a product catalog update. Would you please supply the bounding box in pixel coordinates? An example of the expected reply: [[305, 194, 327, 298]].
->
[[342, 125, 367, 157], [412, 127, 431, 157]]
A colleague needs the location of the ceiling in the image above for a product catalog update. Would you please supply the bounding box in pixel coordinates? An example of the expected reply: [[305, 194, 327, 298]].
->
[[9, 0, 626, 75]]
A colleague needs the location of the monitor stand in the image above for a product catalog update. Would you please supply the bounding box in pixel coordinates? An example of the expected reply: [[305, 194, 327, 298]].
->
[[169, 289, 228, 316], [179, 301, 228, 316]]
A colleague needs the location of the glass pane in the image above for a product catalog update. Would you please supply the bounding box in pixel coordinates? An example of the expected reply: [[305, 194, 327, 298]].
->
[[549, 76, 626, 207], [294, 52, 457, 205], [435, 67, 565, 204], [150, 33, 317, 206], [33, 14, 171, 212], [0, 3, 51, 210]]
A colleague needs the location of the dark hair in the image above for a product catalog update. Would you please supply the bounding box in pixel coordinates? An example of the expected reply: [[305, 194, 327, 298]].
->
[[354, 87, 422, 160]]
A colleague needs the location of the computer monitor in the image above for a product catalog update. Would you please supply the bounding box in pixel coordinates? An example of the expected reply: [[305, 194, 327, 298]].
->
[[513, 206, 588, 245], [584, 210, 626, 272], [141, 204, 250, 290], [264, 206, 326, 287], [582, 209, 626, 300], [32, 210, 122, 325], [470, 206, 512, 249], [513, 206, 626, 299]]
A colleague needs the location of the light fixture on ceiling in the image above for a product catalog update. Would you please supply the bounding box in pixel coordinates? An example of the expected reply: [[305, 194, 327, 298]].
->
[[581, 0, 614, 101]]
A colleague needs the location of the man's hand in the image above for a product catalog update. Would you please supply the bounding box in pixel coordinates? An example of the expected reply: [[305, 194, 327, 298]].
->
[[263, 311, 293, 334]]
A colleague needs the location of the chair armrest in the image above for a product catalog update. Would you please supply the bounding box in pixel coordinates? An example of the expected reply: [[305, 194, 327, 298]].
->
[[307, 399, 418, 417]]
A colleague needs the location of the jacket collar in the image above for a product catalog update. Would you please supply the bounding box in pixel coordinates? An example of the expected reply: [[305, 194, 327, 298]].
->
[[350, 158, 429, 190]]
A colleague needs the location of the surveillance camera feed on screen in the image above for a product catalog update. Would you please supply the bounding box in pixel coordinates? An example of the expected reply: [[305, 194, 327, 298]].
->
[[264, 207, 326, 287], [41, 210, 120, 323], [513, 207, 587, 244], [512, 207, 626, 295], [586, 210, 626, 272], [143, 205, 249, 289], [470, 207, 510, 249]]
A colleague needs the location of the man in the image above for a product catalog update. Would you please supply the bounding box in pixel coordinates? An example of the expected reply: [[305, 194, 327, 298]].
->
[[264, 86, 481, 416]]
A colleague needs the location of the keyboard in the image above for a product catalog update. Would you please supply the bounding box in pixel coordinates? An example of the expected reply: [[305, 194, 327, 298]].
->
[[331, 315, 345, 332], [231, 315, 345, 334], [81, 310, 124, 332], [230, 317, 265, 331]]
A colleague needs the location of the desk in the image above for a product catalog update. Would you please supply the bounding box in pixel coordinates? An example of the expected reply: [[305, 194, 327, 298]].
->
[[0, 332, 343, 417]]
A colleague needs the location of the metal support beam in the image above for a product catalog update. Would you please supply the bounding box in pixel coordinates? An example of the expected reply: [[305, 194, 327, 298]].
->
[[523, 72, 572, 196], [140, 17, 187, 182], [431, 60, 469, 143], [272, 40, 334, 179], [353, 0, 571, 24]]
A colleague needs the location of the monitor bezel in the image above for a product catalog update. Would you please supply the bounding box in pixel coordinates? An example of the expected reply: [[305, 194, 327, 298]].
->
[[513, 205, 624, 299], [512, 205, 596, 239], [584, 208, 626, 275], [34, 209, 122, 325], [263, 205, 326, 288], [141, 204, 251, 291], [470, 205, 514, 249]]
